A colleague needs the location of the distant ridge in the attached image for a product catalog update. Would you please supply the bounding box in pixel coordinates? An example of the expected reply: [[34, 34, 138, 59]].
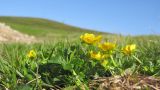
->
[[0, 16, 110, 41]]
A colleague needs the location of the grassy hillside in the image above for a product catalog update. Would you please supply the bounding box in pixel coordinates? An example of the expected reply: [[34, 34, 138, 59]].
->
[[0, 16, 110, 41], [0, 16, 160, 89]]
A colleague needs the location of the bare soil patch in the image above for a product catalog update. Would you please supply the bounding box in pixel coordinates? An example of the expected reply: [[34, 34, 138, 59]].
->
[[0, 22, 35, 43]]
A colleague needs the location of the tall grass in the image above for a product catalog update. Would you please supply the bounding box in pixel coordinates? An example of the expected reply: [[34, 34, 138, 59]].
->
[[0, 35, 160, 89]]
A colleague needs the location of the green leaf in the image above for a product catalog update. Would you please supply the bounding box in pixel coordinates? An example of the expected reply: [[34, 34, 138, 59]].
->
[[62, 86, 76, 90], [16, 70, 24, 78], [63, 63, 73, 70], [16, 85, 33, 90]]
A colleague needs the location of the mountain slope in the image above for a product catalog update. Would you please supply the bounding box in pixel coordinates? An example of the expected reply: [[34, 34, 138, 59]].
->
[[0, 16, 109, 41]]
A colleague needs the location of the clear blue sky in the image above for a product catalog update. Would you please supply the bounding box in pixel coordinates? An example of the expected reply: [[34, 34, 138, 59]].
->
[[0, 0, 160, 35]]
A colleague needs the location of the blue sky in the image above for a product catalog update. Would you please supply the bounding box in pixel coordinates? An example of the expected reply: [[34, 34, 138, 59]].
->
[[0, 0, 160, 35]]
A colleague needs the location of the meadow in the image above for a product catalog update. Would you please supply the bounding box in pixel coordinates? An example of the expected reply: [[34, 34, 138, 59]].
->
[[0, 17, 160, 90], [0, 34, 160, 90]]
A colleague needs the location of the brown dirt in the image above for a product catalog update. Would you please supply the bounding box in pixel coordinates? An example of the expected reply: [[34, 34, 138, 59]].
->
[[0, 22, 36, 43], [89, 75, 160, 90]]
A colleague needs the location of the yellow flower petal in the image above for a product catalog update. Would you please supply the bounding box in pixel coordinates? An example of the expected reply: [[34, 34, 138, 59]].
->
[[122, 44, 136, 55], [94, 35, 102, 43], [99, 42, 116, 51], [80, 33, 102, 44], [27, 50, 37, 58], [90, 51, 104, 60]]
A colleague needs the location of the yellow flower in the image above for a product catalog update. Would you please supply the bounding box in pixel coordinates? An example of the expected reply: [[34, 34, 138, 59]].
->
[[27, 50, 37, 58], [94, 35, 102, 43], [122, 44, 136, 55], [90, 51, 104, 60], [80, 33, 102, 44], [99, 42, 116, 51]]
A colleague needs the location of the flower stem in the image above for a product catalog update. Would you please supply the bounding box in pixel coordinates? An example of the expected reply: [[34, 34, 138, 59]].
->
[[133, 55, 142, 64], [110, 55, 117, 67]]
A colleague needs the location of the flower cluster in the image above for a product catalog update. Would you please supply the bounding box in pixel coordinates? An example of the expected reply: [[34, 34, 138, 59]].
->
[[80, 33, 136, 67]]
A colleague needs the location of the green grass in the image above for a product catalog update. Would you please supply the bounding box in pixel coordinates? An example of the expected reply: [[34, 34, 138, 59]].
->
[[0, 34, 160, 89]]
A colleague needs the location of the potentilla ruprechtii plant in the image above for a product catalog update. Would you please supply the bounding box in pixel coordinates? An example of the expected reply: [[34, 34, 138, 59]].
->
[[80, 33, 139, 76]]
